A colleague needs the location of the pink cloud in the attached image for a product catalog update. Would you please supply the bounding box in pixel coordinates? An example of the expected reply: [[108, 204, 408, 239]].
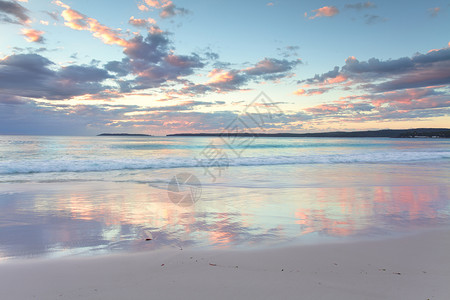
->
[[144, 0, 171, 9], [303, 86, 449, 124], [165, 54, 195, 67], [371, 88, 442, 107], [128, 16, 156, 28], [138, 4, 149, 11], [138, 1, 188, 19], [88, 20, 129, 47], [376, 61, 450, 92], [244, 58, 298, 75], [56, 1, 129, 47], [22, 28, 45, 43], [145, 0, 162, 8], [428, 7, 440, 17], [60, 8, 88, 30], [308, 6, 339, 19], [293, 88, 305, 95], [325, 74, 347, 84], [207, 69, 236, 84], [148, 26, 163, 34], [306, 104, 340, 113], [293, 87, 330, 96]]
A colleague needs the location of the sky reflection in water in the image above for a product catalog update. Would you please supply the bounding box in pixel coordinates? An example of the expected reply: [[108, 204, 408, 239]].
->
[[0, 161, 449, 260]]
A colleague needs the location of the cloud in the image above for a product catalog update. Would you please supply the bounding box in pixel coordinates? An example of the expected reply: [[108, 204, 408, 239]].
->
[[2, 0, 304, 109], [303, 87, 450, 123], [293, 87, 331, 96], [244, 58, 300, 77], [364, 14, 386, 24], [144, 0, 162, 8], [60, 7, 88, 30], [277, 45, 299, 58], [303, 66, 341, 84], [0, 0, 29, 24], [0, 53, 112, 100], [428, 7, 440, 17], [179, 57, 300, 96], [293, 88, 305, 95], [138, 4, 149, 11], [159, 2, 189, 18], [344, 2, 384, 24], [342, 56, 415, 74], [53, 2, 204, 93], [22, 28, 45, 43], [3, 87, 447, 135], [308, 6, 339, 19], [207, 69, 247, 90], [128, 16, 156, 28], [295, 46, 450, 124], [297, 46, 450, 110], [0, 101, 151, 135], [345, 2, 376, 10], [0, 94, 25, 104], [104, 60, 129, 77], [56, 1, 129, 47], [122, 33, 169, 62], [374, 61, 450, 92], [59, 65, 112, 83], [0, 100, 242, 135], [341, 48, 450, 92], [44, 11, 59, 21], [177, 68, 247, 96], [106, 31, 205, 90], [139, 0, 189, 18]]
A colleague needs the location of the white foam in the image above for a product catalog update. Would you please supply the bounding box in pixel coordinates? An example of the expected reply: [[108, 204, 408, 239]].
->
[[0, 151, 448, 175]]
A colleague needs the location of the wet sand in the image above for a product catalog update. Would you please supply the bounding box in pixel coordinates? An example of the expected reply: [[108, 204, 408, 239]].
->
[[1, 229, 449, 300]]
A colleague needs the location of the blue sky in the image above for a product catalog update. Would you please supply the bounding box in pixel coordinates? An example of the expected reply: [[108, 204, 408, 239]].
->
[[0, 0, 449, 135]]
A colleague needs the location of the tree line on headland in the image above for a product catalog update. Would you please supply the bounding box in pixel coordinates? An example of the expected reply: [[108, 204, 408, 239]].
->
[[167, 128, 450, 138], [97, 128, 450, 138]]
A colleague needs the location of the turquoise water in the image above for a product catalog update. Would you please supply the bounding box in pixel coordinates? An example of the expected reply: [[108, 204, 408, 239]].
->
[[0, 135, 449, 260]]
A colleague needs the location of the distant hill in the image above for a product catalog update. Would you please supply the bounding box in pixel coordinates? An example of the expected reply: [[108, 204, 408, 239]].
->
[[167, 128, 450, 138], [97, 133, 152, 137]]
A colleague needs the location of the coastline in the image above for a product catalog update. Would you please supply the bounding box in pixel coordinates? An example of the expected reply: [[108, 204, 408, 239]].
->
[[1, 229, 449, 300]]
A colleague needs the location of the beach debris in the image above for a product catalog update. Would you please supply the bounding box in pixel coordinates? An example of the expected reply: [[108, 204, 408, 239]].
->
[[209, 263, 217, 266], [393, 272, 401, 275], [161, 264, 165, 267], [281, 269, 284, 271]]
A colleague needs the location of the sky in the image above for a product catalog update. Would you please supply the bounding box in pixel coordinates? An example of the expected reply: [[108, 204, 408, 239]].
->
[[0, 0, 449, 135]]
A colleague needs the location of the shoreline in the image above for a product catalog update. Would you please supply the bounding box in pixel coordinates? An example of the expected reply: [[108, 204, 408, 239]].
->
[[1, 229, 449, 299]]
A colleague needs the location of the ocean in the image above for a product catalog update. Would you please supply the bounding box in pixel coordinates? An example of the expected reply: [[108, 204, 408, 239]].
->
[[0, 135, 449, 260]]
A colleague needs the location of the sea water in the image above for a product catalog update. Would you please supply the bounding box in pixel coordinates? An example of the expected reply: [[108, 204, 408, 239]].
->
[[0, 135, 449, 259]]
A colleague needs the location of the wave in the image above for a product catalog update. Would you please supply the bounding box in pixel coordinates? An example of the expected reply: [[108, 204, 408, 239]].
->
[[111, 142, 389, 150], [0, 151, 449, 175]]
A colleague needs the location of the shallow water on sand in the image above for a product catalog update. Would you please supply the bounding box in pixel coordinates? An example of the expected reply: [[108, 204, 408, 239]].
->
[[0, 136, 449, 260]]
